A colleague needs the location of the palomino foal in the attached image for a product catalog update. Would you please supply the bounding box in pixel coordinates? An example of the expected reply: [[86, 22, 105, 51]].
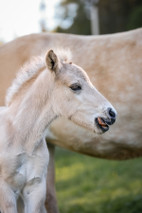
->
[[0, 49, 116, 213]]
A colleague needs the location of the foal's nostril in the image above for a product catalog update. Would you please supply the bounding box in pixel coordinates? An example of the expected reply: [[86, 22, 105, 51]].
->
[[108, 108, 116, 118]]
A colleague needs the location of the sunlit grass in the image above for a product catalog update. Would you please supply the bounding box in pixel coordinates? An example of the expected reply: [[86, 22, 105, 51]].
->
[[55, 148, 142, 213]]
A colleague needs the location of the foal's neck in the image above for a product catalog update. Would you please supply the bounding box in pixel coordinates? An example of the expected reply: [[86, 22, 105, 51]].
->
[[8, 69, 56, 152]]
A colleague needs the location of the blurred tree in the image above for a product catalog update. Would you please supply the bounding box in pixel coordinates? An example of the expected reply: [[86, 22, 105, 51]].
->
[[127, 4, 142, 30], [54, 0, 142, 35], [39, 0, 47, 32], [99, 0, 142, 34], [54, 0, 91, 35]]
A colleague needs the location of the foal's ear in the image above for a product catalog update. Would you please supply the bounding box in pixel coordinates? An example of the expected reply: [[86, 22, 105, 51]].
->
[[46, 50, 59, 72]]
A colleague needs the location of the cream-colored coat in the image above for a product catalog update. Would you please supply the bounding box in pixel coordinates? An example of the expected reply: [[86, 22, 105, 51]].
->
[[0, 49, 116, 213], [0, 29, 142, 213], [0, 28, 142, 160]]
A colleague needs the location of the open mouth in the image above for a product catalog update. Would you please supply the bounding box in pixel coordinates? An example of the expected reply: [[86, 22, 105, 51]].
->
[[95, 117, 110, 133]]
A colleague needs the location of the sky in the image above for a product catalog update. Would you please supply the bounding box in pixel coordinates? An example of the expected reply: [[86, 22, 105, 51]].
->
[[0, 0, 60, 42]]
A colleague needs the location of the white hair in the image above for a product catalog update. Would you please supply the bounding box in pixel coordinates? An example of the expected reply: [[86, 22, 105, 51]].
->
[[6, 49, 72, 106]]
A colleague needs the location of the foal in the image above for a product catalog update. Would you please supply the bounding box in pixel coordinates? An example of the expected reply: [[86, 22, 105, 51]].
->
[[0, 49, 116, 213]]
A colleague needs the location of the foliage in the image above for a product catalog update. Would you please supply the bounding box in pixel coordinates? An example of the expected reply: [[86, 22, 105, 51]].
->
[[127, 5, 142, 30], [54, 0, 142, 35], [55, 147, 142, 213], [99, 0, 142, 34], [54, 0, 91, 35]]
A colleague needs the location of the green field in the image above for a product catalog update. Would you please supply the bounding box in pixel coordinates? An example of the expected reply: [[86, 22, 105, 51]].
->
[[55, 148, 142, 213]]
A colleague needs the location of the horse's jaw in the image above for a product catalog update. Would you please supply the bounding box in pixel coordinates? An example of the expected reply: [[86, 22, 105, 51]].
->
[[46, 117, 115, 155], [46, 117, 142, 160]]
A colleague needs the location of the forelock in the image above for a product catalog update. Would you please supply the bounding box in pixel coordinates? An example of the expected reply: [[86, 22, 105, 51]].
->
[[55, 48, 72, 63]]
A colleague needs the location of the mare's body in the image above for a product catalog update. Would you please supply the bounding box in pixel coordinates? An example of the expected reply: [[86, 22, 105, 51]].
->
[[0, 29, 141, 213], [0, 28, 141, 159]]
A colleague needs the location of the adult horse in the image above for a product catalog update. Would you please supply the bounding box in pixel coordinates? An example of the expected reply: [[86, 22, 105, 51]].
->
[[0, 28, 142, 213]]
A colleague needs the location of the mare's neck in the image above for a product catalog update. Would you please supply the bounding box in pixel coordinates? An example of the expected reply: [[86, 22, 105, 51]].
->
[[8, 69, 56, 151]]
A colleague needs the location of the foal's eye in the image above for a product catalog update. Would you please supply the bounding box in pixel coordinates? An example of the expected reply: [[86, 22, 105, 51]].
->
[[69, 83, 82, 92]]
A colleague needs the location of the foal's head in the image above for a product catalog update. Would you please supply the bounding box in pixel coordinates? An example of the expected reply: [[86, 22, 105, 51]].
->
[[46, 50, 117, 134]]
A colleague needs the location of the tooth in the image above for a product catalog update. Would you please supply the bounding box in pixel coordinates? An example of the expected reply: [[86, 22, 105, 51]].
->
[[98, 117, 106, 127]]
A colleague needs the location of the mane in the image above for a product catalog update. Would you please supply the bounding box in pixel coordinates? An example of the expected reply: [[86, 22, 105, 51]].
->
[[5, 49, 72, 106]]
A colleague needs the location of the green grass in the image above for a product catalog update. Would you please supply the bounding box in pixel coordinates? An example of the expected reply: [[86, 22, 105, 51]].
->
[[55, 148, 142, 213]]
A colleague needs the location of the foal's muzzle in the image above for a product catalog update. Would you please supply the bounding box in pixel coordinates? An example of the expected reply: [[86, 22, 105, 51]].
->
[[95, 107, 116, 133]]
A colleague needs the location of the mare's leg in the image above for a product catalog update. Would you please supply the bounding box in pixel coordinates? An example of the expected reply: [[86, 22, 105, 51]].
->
[[45, 143, 60, 213], [0, 179, 17, 213], [17, 191, 46, 213], [23, 177, 47, 213], [17, 196, 24, 213]]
